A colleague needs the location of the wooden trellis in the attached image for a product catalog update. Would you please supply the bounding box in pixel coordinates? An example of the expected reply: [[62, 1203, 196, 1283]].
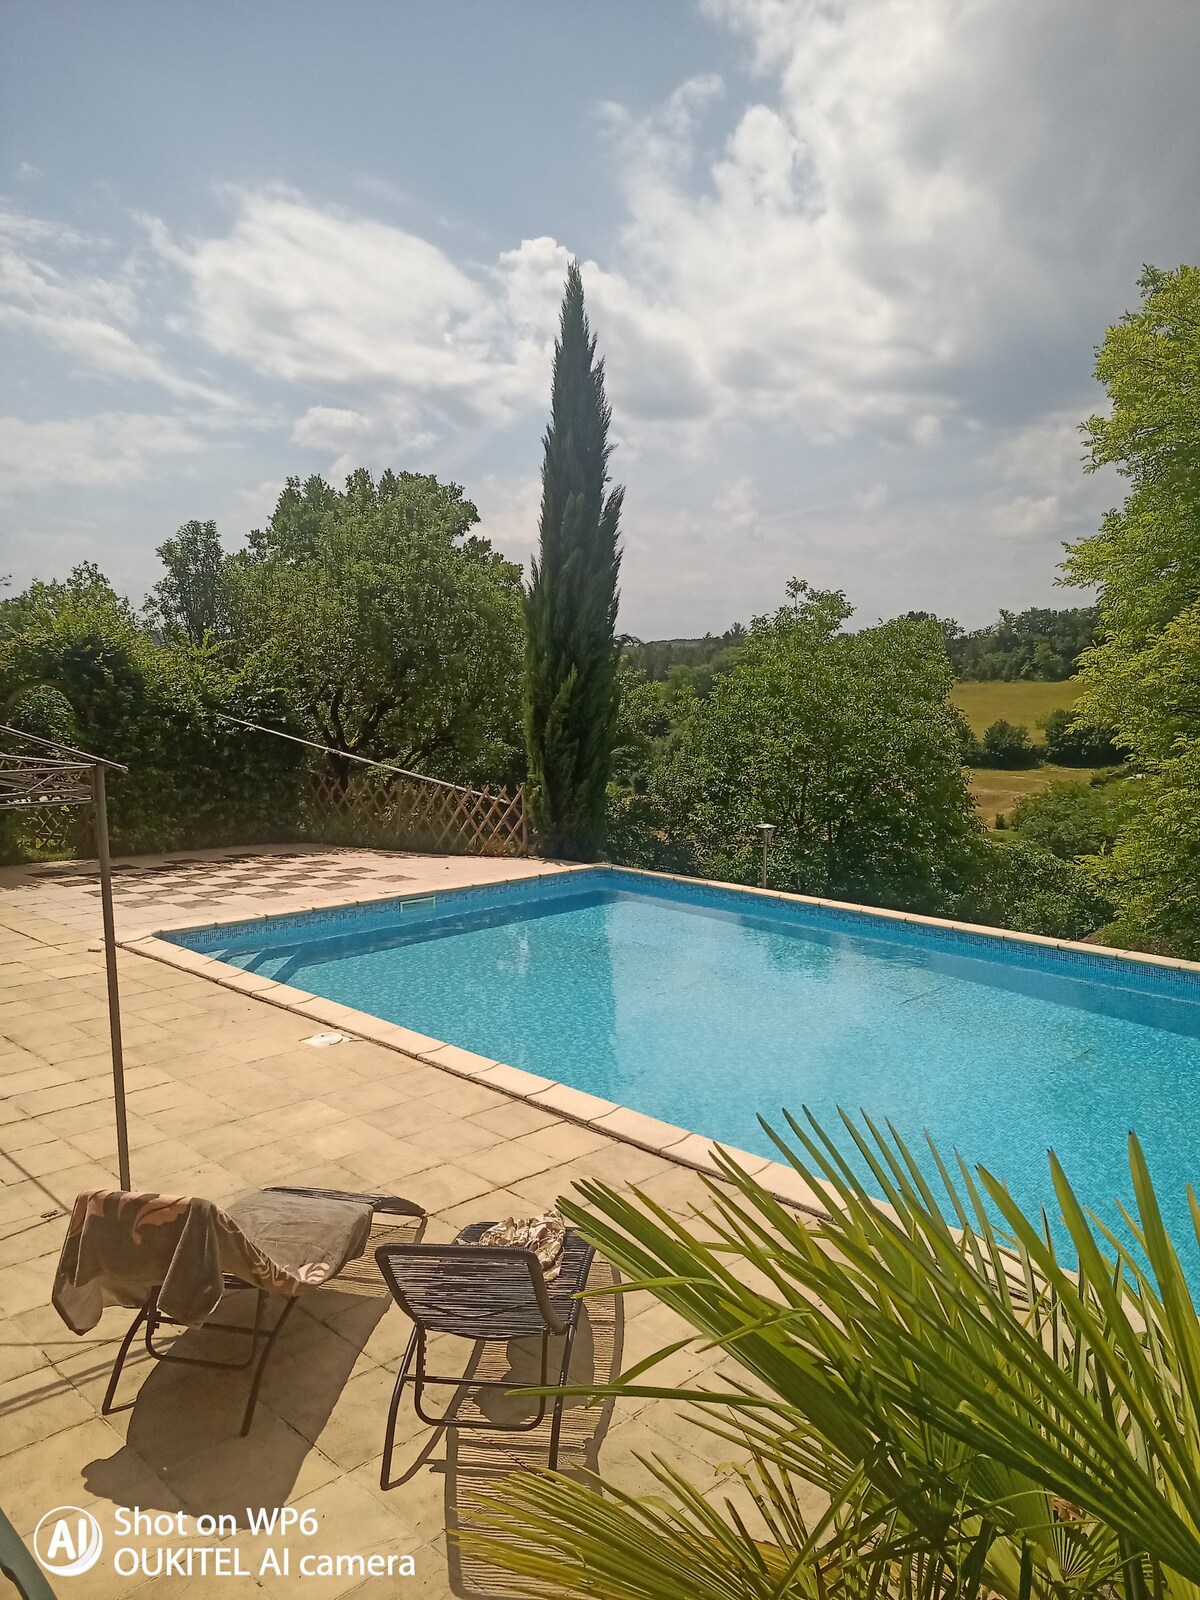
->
[[305, 767, 527, 857], [3, 802, 85, 858], [216, 715, 528, 858]]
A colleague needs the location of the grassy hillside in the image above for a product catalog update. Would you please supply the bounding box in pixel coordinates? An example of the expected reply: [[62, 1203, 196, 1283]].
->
[[950, 679, 1081, 741]]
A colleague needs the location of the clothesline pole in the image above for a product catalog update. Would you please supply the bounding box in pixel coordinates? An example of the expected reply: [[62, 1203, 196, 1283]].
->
[[91, 763, 130, 1190]]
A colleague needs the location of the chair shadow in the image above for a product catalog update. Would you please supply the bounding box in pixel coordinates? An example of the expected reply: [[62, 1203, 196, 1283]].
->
[[382, 1259, 625, 1600], [82, 1263, 404, 1527]]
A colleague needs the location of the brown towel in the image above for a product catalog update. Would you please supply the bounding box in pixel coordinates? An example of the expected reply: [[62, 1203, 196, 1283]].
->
[[52, 1188, 374, 1333]]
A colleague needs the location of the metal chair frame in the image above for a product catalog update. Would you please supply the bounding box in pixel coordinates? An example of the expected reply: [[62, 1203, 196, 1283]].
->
[[0, 1505, 58, 1600], [99, 1185, 423, 1436], [374, 1227, 596, 1485]]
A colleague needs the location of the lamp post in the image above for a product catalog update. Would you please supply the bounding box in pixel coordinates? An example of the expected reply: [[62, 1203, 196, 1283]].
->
[[754, 822, 776, 888]]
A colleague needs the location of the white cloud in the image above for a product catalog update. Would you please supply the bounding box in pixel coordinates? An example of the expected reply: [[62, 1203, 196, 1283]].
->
[[473, 472, 543, 567], [714, 475, 760, 531], [0, 205, 231, 405], [853, 483, 888, 513], [0, 412, 203, 493], [108, 0, 1200, 472], [290, 400, 438, 479], [975, 407, 1113, 544], [151, 188, 558, 434], [910, 415, 943, 448], [985, 410, 1092, 493], [979, 493, 1065, 543], [291, 405, 374, 450], [590, 0, 1199, 444]]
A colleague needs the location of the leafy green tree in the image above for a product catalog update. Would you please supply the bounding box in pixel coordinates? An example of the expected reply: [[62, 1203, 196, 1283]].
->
[[524, 263, 624, 859], [0, 566, 300, 853], [608, 663, 671, 794], [237, 469, 525, 788], [952, 705, 982, 765], [247, 473, 345, 561], [650, 581, 982, 913], [1008, 779, 1126, 860], [979, 718, 1039, 768], [0, 560, 114, 643], [145, 520, 234, 648], [603, 664, 697, 873], [1063, 265, 1200, 953]]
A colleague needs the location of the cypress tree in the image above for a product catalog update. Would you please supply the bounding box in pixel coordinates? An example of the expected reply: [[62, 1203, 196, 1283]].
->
[[524, 262, 624, 859]]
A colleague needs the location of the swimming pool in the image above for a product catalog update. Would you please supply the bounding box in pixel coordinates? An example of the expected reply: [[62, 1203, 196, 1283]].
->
[[169, 867, 1200, 1261]]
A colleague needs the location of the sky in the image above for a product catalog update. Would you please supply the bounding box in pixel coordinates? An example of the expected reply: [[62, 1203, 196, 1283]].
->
[[2, 1, 1198, 639]]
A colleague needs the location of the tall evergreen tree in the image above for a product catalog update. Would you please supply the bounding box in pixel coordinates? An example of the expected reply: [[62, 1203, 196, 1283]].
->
[[524, 262, 624, 858]]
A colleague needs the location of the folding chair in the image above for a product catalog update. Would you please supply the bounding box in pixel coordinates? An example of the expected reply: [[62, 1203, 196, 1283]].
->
[[374, 1223, 596, 1483]]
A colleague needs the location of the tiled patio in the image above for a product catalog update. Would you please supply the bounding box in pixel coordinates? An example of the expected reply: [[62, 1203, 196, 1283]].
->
[[0, 848, 813, 1599]]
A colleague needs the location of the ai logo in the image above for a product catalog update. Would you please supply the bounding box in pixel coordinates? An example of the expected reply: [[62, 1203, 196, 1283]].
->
[[33, 1507, 103, 1577]]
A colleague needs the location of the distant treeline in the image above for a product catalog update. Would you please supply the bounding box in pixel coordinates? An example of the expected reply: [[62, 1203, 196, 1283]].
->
[[621, 626, 747, 697], [624, 605, 1098, 693], [906, 606, 1099, 682]]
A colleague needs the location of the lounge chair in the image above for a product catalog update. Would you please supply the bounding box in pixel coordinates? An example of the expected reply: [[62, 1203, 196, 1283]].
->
[[374, 1222, 596, 1484], [52, 1184, 424, 1435]]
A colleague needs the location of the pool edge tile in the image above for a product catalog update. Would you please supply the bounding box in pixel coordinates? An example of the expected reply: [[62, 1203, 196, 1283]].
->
[[592, 1105, 693, 1154], [755, 1159, 827, 1213], [530, 1083, 620, 1122], [419, 1042, 500, 1080], [475, 1061, 556, 1097], [669, 1133, 774, 1177], [289, 997, 367, 1029], [371, 1022, 452, 1056]]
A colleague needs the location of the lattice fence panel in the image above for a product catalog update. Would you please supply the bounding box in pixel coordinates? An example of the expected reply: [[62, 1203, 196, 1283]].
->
[[303, 766, 527, 858], [1, 805, 89, 861]]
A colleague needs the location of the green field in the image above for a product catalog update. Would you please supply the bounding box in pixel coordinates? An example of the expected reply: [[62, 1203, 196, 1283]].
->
[[950, 679, 1080, 741], [968, 764, 1100, 825]]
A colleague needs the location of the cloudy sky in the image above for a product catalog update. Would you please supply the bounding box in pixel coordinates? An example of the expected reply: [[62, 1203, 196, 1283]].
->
[[2, 1, 1198, 638]]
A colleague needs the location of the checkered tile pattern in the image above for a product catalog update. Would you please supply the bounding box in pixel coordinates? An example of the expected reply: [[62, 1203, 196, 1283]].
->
[[29, 851, 414, 909]]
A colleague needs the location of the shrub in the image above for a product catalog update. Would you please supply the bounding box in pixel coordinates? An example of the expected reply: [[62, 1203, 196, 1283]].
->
[[603, 789, 697, 874], [958, 835, 1113, 939], [979, 717, 1039, 768], [1041, 706, 1123, 765], [1008, 778, 1126, 860]]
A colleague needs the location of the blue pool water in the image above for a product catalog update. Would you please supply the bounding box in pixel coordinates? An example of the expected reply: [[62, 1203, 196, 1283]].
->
[[170, 868, 1200, 1267]]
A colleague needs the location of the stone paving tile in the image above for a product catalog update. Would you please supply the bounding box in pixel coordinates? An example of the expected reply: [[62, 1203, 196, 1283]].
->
[[456, 1138, 561, 1189], [466, 1098, 558, 1141], [0, 850, 786, 1599]]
